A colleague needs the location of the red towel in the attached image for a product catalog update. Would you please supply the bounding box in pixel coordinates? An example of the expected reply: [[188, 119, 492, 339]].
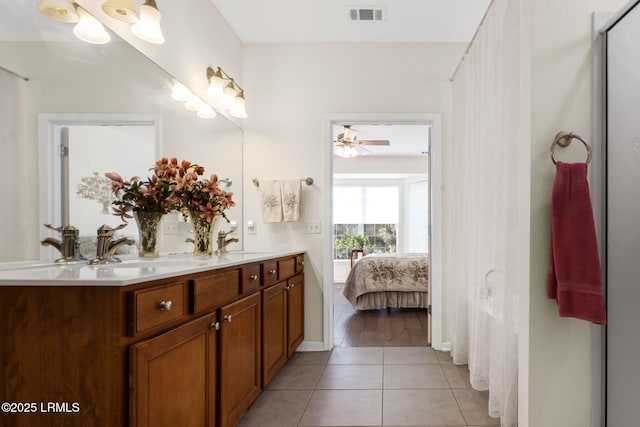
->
[[548, 162, 606, 324]]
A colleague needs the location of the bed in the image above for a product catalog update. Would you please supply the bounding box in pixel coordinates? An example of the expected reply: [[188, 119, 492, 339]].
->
[[342, 253, 429, 310]]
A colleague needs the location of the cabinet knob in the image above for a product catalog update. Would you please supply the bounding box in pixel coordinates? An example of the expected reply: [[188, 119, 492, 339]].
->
[[285, 284, 290, 290], [290, 284, 295, 289], [269, 269, 276, 275], [223, 314, 233, 323], [250, 274, 258, 280], [159, 300, 172, 311], [211, 322, 220, 330], [299, 261, 304, 266]]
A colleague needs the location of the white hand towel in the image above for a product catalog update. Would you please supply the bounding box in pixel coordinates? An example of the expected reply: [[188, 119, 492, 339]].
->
[[260, 180, 282, 223], [281, 179, 301, 222]]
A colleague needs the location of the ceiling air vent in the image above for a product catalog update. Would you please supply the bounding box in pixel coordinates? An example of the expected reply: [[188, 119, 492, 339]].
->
[[348, 7, 385, 22]]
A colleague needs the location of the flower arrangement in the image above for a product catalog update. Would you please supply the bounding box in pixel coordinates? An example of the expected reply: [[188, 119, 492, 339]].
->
[[105, 166, 174, 222], [171, 159, 235, 223], [105, 157, 235, 223]]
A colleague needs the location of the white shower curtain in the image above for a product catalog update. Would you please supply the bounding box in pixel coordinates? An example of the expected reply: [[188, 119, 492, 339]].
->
[[449, 0, 520, 425], [0, 68, 25, 261]]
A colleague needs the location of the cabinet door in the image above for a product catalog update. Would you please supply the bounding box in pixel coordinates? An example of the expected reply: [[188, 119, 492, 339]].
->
[[286, 274, 304, 357], [219, 293, 262, 427], [262, 282, 288, 387], [130, 313, 217, 427]]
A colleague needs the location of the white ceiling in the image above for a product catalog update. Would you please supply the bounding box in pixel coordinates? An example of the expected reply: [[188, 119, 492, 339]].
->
[[210, 0, 491, 43]]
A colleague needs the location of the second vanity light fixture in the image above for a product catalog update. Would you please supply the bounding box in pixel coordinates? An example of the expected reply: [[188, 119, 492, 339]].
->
[[38, 0, 165, 45], [205, 67, 248, 119]]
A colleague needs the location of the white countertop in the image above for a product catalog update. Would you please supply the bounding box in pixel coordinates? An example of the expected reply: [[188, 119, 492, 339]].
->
[[0, 251, 304, 286]]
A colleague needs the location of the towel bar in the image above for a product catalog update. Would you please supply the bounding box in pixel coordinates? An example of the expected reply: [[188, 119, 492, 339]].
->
[[252, 177, 314, 187]]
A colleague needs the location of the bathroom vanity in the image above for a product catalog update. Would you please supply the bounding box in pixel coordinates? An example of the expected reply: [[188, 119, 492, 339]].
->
[[0, 251, 305, 427]]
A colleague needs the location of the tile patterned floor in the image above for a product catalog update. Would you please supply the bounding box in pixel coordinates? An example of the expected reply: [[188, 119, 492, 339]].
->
[[235, 346, 500, 426]]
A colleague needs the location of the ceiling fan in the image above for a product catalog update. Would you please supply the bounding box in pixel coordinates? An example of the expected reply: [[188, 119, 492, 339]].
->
[[334, 125, 390, 158]]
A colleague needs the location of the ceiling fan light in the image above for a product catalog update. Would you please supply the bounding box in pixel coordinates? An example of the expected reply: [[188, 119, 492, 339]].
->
[[101, 0, 139, 23], [343, 127, 357, 143], [39, 0, 79, 23], [73, 6, 111, 44], [131, 0, 165, 44]]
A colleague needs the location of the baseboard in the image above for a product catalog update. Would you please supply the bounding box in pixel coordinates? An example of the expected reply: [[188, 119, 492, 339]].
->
[[296, 340, 325, 352], [434, 341, 451, 352]]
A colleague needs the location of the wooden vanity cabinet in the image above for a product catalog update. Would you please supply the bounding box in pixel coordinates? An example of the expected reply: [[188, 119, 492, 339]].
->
[[130, 312, 218, 427], [218, 293, 262, 427], [261, 272, 305, 387], [0, 253, 304, 427]]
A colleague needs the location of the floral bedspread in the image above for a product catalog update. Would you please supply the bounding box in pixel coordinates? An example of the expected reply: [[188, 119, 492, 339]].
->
[[342, 253, 429, 305]]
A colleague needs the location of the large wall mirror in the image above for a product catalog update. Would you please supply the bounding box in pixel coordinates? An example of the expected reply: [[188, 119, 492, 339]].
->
[[0, 1, 243, 259]]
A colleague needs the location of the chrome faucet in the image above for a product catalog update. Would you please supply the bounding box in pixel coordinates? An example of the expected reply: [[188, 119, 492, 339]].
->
[[89, 223, 135, 265], [215, 229, 239, 256], [40, 224, 82, 263]]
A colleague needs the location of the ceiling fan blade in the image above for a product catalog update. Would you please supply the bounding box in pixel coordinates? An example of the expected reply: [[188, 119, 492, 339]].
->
[[357, 140, 390, 146], [356, 145, 371, 154]]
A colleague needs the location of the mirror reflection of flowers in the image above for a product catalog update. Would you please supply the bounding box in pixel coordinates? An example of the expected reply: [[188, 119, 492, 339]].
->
[[77, 171, 116, 214], [105, 158, 176, 221], [173, 160, 235, 223]]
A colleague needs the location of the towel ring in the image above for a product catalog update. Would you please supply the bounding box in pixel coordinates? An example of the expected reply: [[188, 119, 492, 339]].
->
[[550, 131, 592, 165]]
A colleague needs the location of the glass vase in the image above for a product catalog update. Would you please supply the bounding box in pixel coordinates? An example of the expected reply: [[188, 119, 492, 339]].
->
[[190, 213, 216, 256], [134, 211, 163, 258]]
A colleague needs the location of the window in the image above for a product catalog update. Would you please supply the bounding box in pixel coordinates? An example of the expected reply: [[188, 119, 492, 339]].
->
[[333, 185, 398, 260]]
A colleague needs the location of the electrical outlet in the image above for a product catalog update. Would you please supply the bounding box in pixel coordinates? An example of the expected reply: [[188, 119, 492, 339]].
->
[[304, 220, 321, 234], [164, 217, 179, 235]]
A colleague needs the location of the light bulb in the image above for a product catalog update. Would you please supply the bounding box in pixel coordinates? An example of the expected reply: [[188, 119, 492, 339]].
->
[[184, 94, 204, 112], [131, 0, 165, 44], [205, 73, 225, 101], [171, 82, 191, 101], [73, 6, 111, 44], [197, 104, 217, 119]]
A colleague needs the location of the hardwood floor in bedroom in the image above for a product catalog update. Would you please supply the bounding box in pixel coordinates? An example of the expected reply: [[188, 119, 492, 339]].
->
[[334, 281, 430, 347]]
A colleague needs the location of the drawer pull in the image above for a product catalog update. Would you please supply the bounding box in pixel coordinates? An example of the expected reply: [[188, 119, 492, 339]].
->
[[269, 269, 277, 275], [211, 322, 220, 330], [159, 300, 173, 311], [223, 314, 233, 323], [250, 274, 258, 281]]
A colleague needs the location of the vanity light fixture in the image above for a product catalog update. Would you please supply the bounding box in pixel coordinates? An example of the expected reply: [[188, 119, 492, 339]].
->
[[101, 0, 138, 23], [205, 66, 248, 119], [39, 1, 112, 45], [38, 0, 79, 23], [131, 0, 165, 44], [72, 2, 111, 44]]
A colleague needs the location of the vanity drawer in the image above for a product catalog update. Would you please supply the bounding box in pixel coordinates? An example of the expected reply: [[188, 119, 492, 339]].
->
[[242, 264, 261, 294], [278, 257, 296, 281], [191, 269, 240, 314], [129, 281, 186, 336], [262, 261, 278, 287], [295, 255, 304, 273]]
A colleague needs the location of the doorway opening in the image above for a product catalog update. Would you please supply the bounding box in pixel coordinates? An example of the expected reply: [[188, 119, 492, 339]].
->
[[322, 113, 444, 350]]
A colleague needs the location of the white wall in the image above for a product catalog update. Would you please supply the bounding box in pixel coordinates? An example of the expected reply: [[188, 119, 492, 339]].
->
[[527, 0, 627, 425], [242, 43, 463, 343]]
